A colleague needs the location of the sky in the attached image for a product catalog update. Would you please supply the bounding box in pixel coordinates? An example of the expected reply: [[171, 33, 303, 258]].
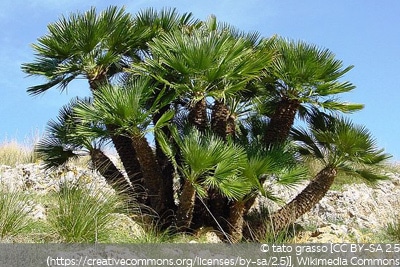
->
[[0, 0, 399, 161]]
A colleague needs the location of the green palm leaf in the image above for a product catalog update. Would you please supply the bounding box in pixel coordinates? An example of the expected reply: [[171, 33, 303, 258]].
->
[[22, 6, 148, 95], [74, 77, 161, 135], [293, 116, 391, 182], [36, 98, 108, 170]]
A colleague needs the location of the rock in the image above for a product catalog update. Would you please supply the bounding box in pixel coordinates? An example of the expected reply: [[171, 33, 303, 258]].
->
[[29, 203, 47, 220], [195, 227, 223, 243], [109, 213, 145, 239]]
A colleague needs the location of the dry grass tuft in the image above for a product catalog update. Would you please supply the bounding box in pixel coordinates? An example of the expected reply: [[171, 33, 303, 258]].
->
[[0, 140, 36, 166]]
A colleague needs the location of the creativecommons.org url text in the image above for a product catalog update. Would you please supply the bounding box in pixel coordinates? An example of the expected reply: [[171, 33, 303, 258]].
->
[[47, 255, 286, 267]]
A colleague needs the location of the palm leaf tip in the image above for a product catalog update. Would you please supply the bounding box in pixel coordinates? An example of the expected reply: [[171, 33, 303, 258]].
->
[[355, 169, 389, 183]]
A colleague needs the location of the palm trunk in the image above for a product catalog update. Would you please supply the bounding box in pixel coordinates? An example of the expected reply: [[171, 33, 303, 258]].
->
[[188, 97, 208, 132], [131, 134, 165, 216], [247, 166, 337, 240], [175, 180, 196, 230], [153, 106, 176, 215], [206, 100, 234, 231], [228, 200, 246, 243], [264, 97, 300, 146], [243, 97, 301, 214], [89, 148, 134, 196], [226, 114, 236, 138], [88, 75, 145, 203], [211, 99, 236, 139], [211, 100, 230, 139], [108, 126, 145, 200]]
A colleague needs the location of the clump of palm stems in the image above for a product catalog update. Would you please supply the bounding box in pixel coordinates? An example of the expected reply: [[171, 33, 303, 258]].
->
[[22, 6, 390, 243]]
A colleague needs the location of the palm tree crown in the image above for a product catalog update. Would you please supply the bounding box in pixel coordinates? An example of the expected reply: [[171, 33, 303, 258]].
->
[[263, 116, 391, 235], [21, 6, 145, 94], [260, 37, 364, 146]]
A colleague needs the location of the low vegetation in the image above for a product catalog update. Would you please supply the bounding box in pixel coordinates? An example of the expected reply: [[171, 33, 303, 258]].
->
[[47, 179, 125, 243], [0, 188, 33, 239], [0, 140, 36, 166]]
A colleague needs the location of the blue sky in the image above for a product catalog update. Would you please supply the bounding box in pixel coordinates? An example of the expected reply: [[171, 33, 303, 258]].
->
[[0, 0, 399, 161]]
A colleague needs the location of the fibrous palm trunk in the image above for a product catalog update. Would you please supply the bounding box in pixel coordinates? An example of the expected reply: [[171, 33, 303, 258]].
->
[[264, 97, 300, 146], [207, 100, 232, 229], [175, 180, 196, 230], [188, 97, 208, 132], [107, 126, 145, 202], [243, 97, 301, 213], [131, 134, 166, 216], [153, 106, 176, 215], [90, 148, 134, 196], [211, 100, 230, 139], [186, 97, 209, 228], [247, 166, 337, 240], [89, 76, 145, 203], [227, 200, 246, 243], [211, 99, 236, 139]]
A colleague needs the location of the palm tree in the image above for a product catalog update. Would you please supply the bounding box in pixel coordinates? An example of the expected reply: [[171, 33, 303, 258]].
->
[[134, 8, 201, 213], [158, 127, 250, 230], [243, 37, 365, 214], [139, 20, 274, 226], [251, 116, 390, 239], [73, 77, 174, 216], [21, 6, 198, 205], [35, 98, 133, 196], [227, 146, 306, 243], [260, 37, 364, 147], [226, 117, 306, 242], [21, 6, 148, 193], [140, 16, 271, 132]]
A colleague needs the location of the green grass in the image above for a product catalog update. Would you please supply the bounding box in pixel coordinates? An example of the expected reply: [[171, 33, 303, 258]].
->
[[0, 189, 34, 239], [386, 221, 400, 242], [48, 179, 126, 243]]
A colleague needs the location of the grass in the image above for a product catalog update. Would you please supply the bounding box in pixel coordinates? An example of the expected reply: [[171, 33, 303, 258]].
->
[[385, 202, 400, 242], [0, 140, 36, 166], [386, 220, 400, 242], [0, 188, 34, 239], [48, 179, 125, 243], [0, 137, 95, 168]]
